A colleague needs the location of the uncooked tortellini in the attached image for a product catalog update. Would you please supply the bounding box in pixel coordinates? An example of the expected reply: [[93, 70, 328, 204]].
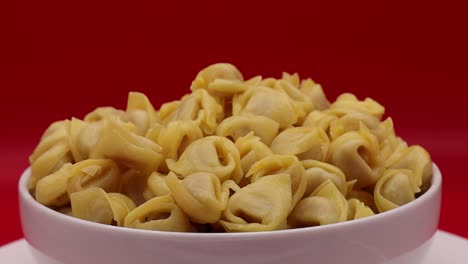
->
[[29, 62, 433, 233]]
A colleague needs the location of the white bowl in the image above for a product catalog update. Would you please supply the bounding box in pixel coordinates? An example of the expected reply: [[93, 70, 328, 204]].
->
[[19, 164, 442, 264]]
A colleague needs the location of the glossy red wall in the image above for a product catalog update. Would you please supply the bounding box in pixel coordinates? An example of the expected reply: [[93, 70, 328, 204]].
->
[[1, 0, 467, 245]]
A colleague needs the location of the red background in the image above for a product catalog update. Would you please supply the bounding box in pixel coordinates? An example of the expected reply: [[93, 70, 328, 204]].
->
[[1, 0, 467, 246]]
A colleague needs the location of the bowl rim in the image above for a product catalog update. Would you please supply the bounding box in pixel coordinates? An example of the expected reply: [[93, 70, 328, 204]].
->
[[19, 163, 442, 240]]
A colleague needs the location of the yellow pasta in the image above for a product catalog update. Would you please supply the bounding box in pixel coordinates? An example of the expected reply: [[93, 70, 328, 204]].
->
[[220, 174, 292, 232], [166, 136, 243, 183], [29, 62, 433, 233], [146, 120, 203, 172], [246, 155, 306, 209], [235, 132, 273, 175], [216, 114, 280, 145], [71, 187, 135, 226], [328, 93, 385, 119], [166, 172, 234, 224], [233, 86, 298, 129], [29, 120, 72, 189], [69, 118, 103, 162], [374, 169, 416, 213], [327, 123, 384, 188], [269, 126, 329, 161], [190, 63, 246, 97], [347, 198, 375, 220], [159, 89, 223, 135], [301, 160, 347, 197], [288, 179, 348, 228], [123, 92, 159, 135], [91, 118, 163, 173], [35, 159, 121, 207], [124, 195, 193, 232]]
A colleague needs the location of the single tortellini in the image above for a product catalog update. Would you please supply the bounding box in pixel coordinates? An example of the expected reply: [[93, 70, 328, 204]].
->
[[387, 145, 433, 193], [159, 89, 223, 135], [374, 169, 416, 213], [301, 160, 347, 197], [274, 79, 314, 124], [69, 118, 103, 162], [124, 195, 193, 232], [235, 132, 273, 175], [376, 118, 409, 165], [246, 155, 306, 209], [328, 111, 380, 141], [281, 72, 300, 87], [66, 159, 121, 195], [346, 189, 377, 213], [328, 93, 385, 120], [70, 187, 136, 226], [166, 136, 243, 183], [288, 179, 348, 228], [220, 174, 292, 232], [302, 110, 338, 132], [123, 92, 159, 135], [84, 107, 125, 122], [146, 121, 203, 172], [270, 126, 329, 161], [35, 159, 121, 207], [166, 172, 234, 224], [190, 63, 246, 97], [347, 198, 375, 220], [29, 120, 73, 189], [327, 124, 383, 188], [233, 86, 298, 129], [35, 163, 73, 207], [145, 171, 172, 199], [216, 114, 280, 145], [299, 78, 330, 110], [91, 118, 163, 173]]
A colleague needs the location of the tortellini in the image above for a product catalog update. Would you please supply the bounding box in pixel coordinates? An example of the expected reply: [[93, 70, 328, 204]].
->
[[301, 160, 347, 197], [69, 118, 103, 162], [233, 86, 298, 129], [29, 62, 433, 233], [270, 126, 329, 161], [91, 118, 163, 173], [146, 121, 203, 172], [374, 169, 416, 212], [387, 146, 433, 192], [347, 198, 375, 220], [123, 92, 159, 135], [235, 132, 273, 175], [35, 159, 121, 207], [159, 89, 223, 135], [216, 115, 280, 145], [328, 93, 385, 119], [246, 155, 306, 209], [124, 195, 193, 232], [71, 187, 136, 226], [166, 136, 243, 183], [288, 180, 348, 228], [166, 172, 234, 224], [220, 174, 292, 232], [29, 120, 73, 189], [190, 63, 246, 97], [327, 124, 384, 188]]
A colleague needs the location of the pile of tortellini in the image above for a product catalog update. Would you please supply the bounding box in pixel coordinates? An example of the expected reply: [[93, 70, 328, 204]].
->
[[29, 63, 433, 232]]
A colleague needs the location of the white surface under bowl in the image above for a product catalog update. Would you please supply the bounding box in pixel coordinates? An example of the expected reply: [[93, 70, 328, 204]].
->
[[19, 165, 442, 264]]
